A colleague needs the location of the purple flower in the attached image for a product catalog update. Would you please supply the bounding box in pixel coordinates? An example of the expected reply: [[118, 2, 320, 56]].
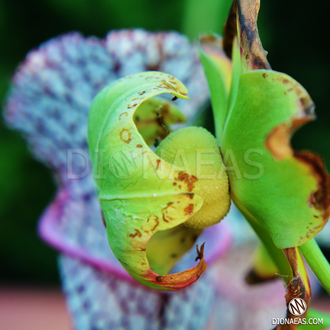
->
[[4, 29, 286, 330]]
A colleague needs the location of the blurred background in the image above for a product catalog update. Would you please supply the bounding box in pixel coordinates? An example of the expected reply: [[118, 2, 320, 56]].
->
[[0, 0, 329, 328]]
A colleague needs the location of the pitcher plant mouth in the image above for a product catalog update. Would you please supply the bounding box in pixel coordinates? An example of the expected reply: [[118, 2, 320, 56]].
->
[[87, 72, 230, 290]]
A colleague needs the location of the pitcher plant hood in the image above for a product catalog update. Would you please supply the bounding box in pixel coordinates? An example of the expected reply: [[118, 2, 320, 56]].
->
[[88, 72, 230, 290]]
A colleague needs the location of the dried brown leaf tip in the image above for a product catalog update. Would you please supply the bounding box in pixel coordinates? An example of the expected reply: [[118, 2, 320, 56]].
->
[[223, 0, 238, 58], [237, 0, 271, 71], [155, 243, 207, 289], [223, 0, 271, 72], [195, 242, 206, 262]]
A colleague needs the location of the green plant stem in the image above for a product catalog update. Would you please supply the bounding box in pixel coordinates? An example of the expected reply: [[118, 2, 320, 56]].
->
[[238, 205, 292, 283], [253, 242, 279, 278], [299, 238, 330, 295]]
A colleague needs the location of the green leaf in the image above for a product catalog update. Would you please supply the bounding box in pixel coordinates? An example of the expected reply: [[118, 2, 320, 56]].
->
[[198, 34, 232, 142], [222, 36, 241, 144], [222, 69, 330, 249]]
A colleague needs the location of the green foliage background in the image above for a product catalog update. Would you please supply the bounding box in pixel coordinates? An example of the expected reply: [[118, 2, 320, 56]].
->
[[0, 0, 329, 285]]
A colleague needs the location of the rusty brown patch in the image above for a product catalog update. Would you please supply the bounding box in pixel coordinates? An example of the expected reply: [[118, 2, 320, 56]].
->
[[120, 128, 132, 144], [161, 202, 175, 222], [119, 112, 128, 120], [181, 192, 194, 199], [177, 172, 198, 192], [150, 216, 159, 231], [162, 212, 169, 223], [138, 91, 146, 95], [129, 229, 142, 238], [155, 159, 161, 171], [308, 192, 315, 208], [136, 144, 143, 148], [294, 151, 330, 221], [127, 103, 137, 109], [184, 204, 194, 216]]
